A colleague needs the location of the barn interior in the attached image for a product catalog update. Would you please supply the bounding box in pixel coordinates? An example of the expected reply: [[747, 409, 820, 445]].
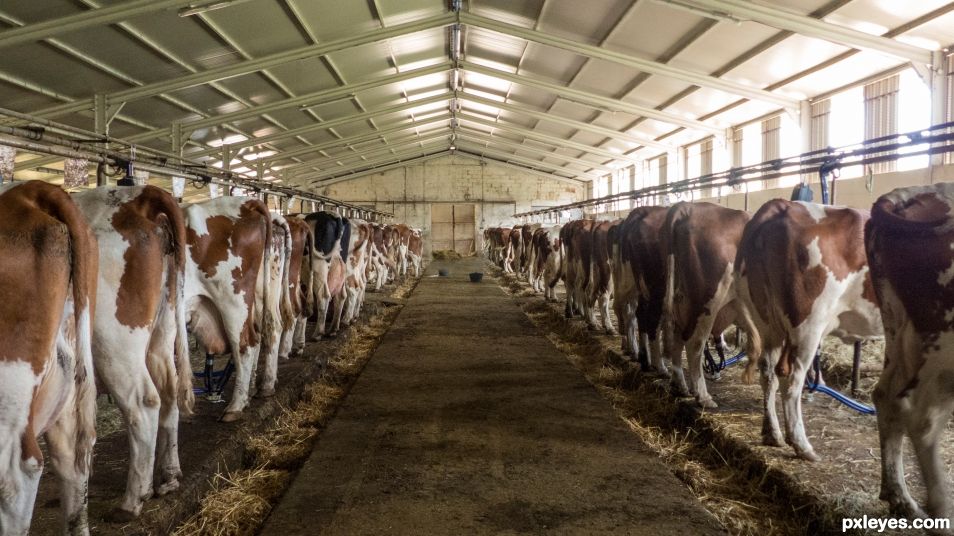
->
[[4, 0, 954, 534]]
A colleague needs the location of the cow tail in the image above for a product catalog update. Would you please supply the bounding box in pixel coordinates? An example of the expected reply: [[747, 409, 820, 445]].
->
[[302, 226, 316, 317], [279, 218, 294, 325], [37, 184, 99, 472], [152, 188, 195, 417], [737, 299, 763, 384], [249, 201, 274, 349]]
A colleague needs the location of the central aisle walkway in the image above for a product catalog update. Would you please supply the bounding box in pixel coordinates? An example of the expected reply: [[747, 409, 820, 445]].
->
[[261, 258, 725, 535]]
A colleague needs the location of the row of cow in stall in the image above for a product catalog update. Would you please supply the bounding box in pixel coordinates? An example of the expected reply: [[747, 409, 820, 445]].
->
[[0, 180, 424, 536], [485, 182, 954, 523]]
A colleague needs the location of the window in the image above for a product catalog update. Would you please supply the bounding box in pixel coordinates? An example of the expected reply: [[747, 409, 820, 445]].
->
[[897, 68, 931, 171], [864, 74, 900, 174], [830, 85, 864, 179], [739, 122, 763, 191], [947, 53, 954, 165]]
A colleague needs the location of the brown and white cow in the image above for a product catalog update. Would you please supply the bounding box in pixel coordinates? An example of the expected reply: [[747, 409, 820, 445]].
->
[[661, 202, 753, 408], [529, 225, 563, 302], [183, 197, 283, 422], [504, 225, 523, 274], [865, 183, 954, 520], [614, 206, 670, 372], [0, 181, 97, 535], [367, 223, 397, 291], [72, 185, 194, 520], [343, 219, 373, 324], [278, 216, 314, 359], [407, 228, 424, 277], [519, 223, 540, 277], [561, 219, 616, 333], [736, 199, 882, 461]]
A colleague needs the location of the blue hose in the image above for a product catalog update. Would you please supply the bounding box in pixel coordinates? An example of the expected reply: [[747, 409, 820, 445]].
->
[[714, 349, 876, 415], [804, 380, 876, 415]]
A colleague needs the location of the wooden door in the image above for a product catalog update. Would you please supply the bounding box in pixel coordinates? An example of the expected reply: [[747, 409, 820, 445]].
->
[[430, 203, 475, 255]]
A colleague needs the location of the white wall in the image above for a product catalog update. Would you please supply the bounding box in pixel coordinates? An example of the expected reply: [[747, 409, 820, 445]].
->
[[313, 155, 585, 256]]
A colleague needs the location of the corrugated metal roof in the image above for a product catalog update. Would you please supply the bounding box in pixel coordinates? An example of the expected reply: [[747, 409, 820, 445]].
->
[[0, 0, 948, 188]]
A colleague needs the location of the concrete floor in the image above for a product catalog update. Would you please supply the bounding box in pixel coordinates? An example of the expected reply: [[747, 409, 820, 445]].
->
[[260, 258, 725, 535]]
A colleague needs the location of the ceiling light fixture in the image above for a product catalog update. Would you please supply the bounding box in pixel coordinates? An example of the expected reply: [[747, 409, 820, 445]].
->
[[178, 0, 254, 18]]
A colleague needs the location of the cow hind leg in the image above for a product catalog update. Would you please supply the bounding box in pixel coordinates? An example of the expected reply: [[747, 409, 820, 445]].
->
[[779, 342, 819, 461], [907, 375, 954, 520], [146, 308, 183, 496], [758, 346, 785, 447], [667, 336, 690, 397], [599, 293, 616, 335], [684, 331, 717, 409], [44, 384, 95, 535], [310, 295, 331, 341], [222, 345, 257, 421], [292, 315, 307, 356], [102, 356, 161, 519], [874, 374, 923, 518]]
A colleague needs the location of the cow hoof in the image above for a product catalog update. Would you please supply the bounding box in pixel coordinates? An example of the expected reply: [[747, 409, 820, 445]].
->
[[796, 449, 820, 462], [257, 388, 276, 398], [155, 478, 180, 496], [309, 335, 322, 342], [220, 411, 243, 423], [697, 397, 718, 409], [290, 349, 304, 358], [762, 434, 784, 447], [105, 507, 139, 523], [670, 382, 690, 397], [278, 354, 289, 361]]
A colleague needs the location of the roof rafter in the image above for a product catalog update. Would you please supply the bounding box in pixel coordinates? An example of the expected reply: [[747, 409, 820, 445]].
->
[[187, 91, 453, 158], [0, 0, 202, 49], [459, 91, 672, 151], [308, 150, 454, 186], [461, 61, 722, 135], [128, 61, 452, 143], [452, 151, 588, 186], [275, 114, 452, 169], [666, 0, 932, 64], [461, 11, 800, 109], [454, 142, 596, 181], [293, 132, 452, 177], [299, 140, 453, 182], [26, 12, 456, 119], [457, 111, 640, 164], [456, 128, 616, 173]]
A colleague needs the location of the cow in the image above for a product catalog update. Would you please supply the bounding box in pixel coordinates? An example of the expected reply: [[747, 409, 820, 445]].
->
[[183, 197, 283, 422], [561, 219, 594, 321], [588, 219, 620, 334], [504, 225, 522, 274], [529, 225, 563, 302], [614, 206, 669, 372], [72, 185, 194, 520], [0, 181, 97, 536], [392, 223, 413, 278], [661, 202, 754, 408], [278, 216, 314, 359], [560, 219, 616, 333], [367, 223, 396, 291], [304, 211, 348, 340], [865, 183, 954, 520], [519, 223, 540, 277], [341, 219, 373, 325], [488, 227, 513, 268], [407, 228, 424, 277], [735, 199, 882, 461]]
